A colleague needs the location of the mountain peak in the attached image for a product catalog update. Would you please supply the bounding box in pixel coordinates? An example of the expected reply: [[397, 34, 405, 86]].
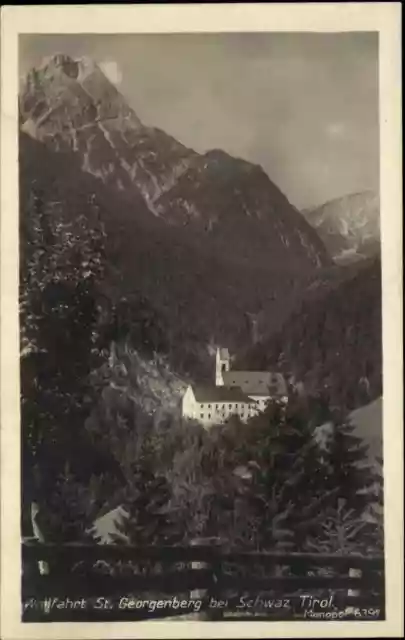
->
[[19, 52, 330, 269], [303, 190, 380, 263], [37, 53, 80, 79], [77, 56, 100, 81]]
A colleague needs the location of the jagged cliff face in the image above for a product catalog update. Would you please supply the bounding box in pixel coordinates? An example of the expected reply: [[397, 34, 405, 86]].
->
[[19, 53, 330, 273], [95, 343, 188, 420], [20, 54, 192, 207], [303, 191, 380, 264]]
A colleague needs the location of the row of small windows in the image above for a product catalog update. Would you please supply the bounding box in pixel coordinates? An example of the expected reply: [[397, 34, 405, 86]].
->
[[200, 403, 254, 410], [201, 404, 257, 417], [199, 406, 257, 420]]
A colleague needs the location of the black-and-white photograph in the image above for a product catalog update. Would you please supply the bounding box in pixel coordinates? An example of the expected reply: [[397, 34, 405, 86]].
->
[[3, 13, 398, 631]]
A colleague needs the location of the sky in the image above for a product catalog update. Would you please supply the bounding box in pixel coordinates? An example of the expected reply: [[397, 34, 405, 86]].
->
[[19, 33, 379, 209]]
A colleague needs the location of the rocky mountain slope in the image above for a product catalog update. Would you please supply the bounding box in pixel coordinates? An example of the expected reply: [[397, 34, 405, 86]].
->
[[303, 190, 380, 264], [19, 54, 333, 376], [20, 54, 329, 271]]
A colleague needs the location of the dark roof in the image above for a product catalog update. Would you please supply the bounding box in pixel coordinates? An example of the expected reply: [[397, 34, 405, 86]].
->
[[222, 371, 287, 396], [192, 385, 252, 403]]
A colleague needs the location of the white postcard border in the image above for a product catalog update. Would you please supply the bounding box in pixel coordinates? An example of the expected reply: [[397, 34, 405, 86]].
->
[[1, 3, 403, 639]]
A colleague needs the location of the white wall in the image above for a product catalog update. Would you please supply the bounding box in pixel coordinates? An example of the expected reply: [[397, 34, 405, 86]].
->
[[191, 400, 259, 427], [182, 387, 271, 428], [182, 385, 196, 420]]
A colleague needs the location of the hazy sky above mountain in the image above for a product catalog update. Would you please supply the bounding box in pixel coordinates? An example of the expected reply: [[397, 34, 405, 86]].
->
[[20, 33, 379, 209]]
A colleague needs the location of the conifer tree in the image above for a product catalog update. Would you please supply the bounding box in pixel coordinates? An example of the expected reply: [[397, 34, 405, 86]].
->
[[304, 498, 373, 555], [231, 397, 329, 551], [34, 462, 96, 543], [108, 451, 183, 579], [213, 394, 379, 556], [112, 436, 182, 548], [20, 186, 120, 540], [322, 412, 380, 516], [114, 470, 179, 547]]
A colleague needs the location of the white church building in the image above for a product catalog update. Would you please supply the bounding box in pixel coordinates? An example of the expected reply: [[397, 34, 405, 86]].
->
[[182, 348, 287, 428]]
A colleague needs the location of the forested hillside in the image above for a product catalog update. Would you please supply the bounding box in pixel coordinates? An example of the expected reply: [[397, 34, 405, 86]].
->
[[238, 258, 382, 411], [20, 131, 327, 379]]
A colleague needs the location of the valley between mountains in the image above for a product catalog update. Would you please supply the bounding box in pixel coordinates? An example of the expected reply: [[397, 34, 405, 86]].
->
[[20, 53, 383, 555]]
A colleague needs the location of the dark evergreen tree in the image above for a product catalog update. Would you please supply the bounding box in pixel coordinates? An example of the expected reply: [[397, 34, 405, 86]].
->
[[304, 498, 377, 555], [114, 466, 180, 547], [105, 432, 175, 541], [322, 411, 380, 515], [241, 398, 332, 551], [33, 462, 95, 543], [207, 394, 379, 556], [108, 447, 183, 578], [20, 186, 122, 542]]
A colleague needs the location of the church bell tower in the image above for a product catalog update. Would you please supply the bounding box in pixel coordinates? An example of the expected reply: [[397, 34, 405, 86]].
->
[[215, 347, 230, 386]]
